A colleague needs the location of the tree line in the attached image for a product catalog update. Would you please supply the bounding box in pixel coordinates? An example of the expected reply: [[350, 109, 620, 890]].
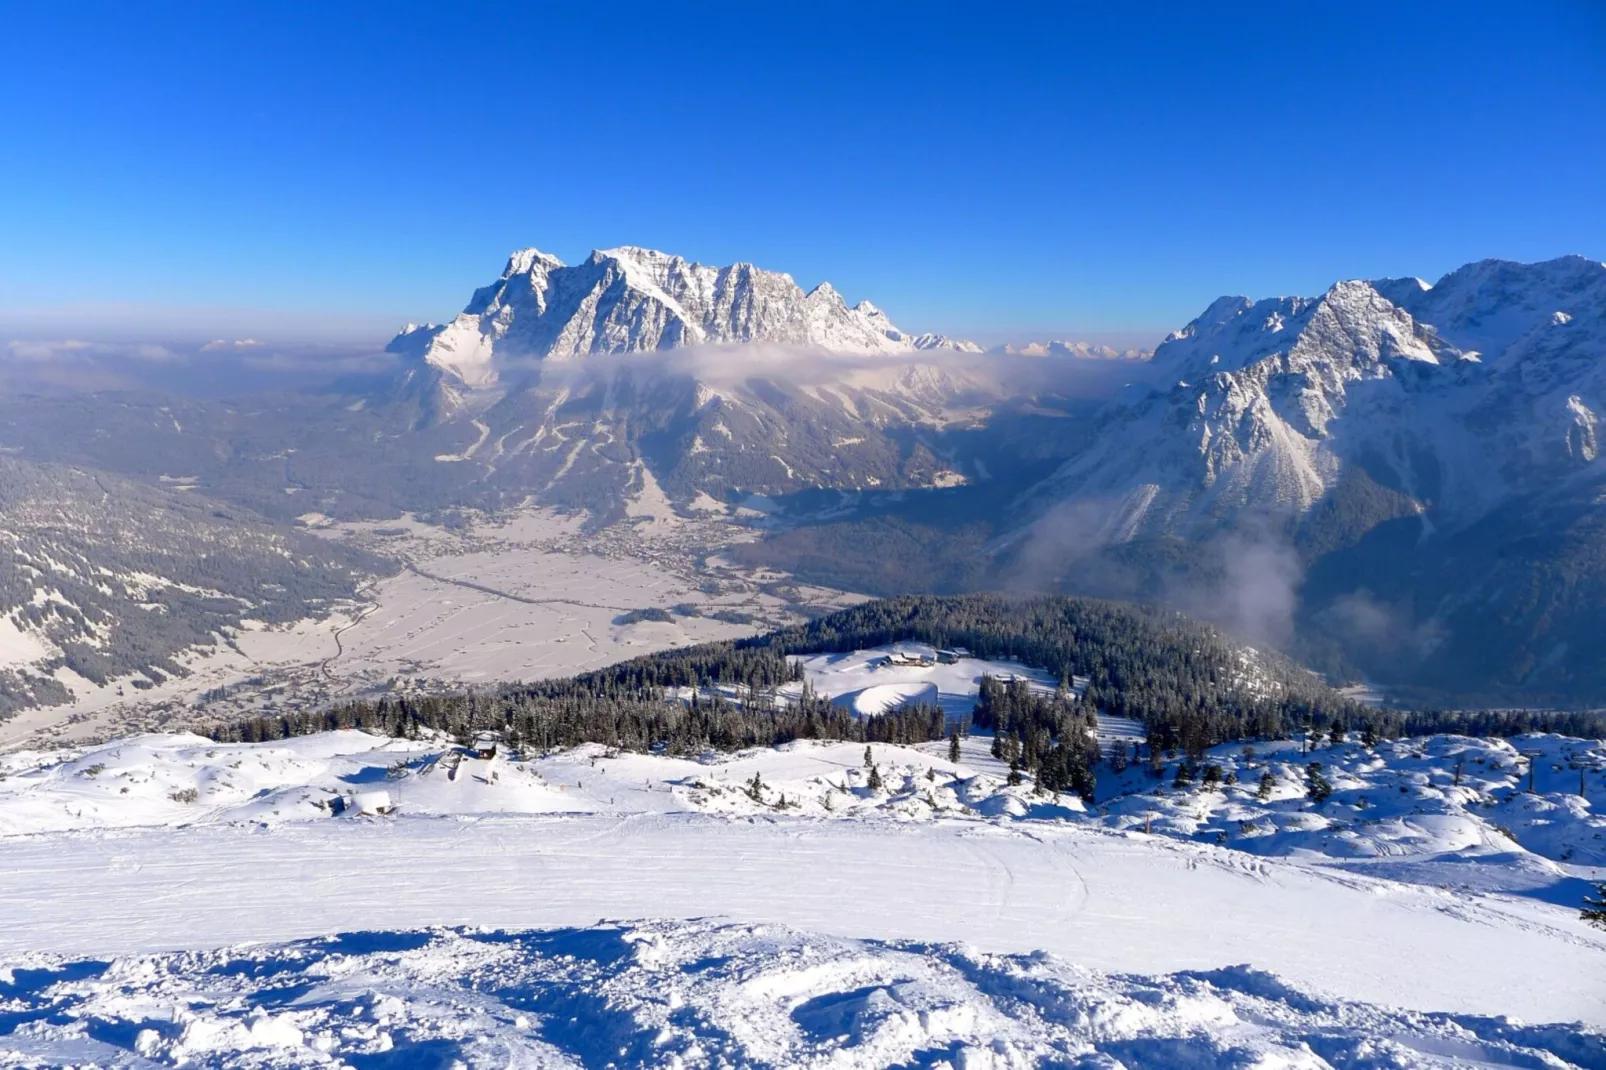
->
[[201, 594, 1605, 757]]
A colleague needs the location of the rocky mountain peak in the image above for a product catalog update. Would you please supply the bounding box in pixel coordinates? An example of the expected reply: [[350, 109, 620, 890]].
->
[[388, 245, 981, 385]]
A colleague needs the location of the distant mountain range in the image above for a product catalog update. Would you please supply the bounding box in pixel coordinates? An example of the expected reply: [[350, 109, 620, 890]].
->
[[1001, 254, 1606, 700], [384, 245, 1151, 390], [1, 246, 1603, 707]]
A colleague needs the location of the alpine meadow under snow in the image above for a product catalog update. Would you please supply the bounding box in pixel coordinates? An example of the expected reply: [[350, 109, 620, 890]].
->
[[3, 243, 1606, 1068]]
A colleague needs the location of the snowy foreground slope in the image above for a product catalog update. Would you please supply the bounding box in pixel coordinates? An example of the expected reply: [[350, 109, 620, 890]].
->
[[1, 725, 1604, 1066], [5, 919, 1602, 1069]]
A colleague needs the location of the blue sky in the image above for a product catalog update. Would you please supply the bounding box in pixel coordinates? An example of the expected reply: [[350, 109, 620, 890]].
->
[[1, 1, 1603, 344]]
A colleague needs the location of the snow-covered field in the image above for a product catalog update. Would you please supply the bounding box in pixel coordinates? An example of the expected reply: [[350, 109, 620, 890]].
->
[[3, 640, 1604, 1065], [787, 645, 1061, 721], [0, 725, 1602, 1066]]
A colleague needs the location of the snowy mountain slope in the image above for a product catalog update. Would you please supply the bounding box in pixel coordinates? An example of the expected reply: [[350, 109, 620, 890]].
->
[[387, 246, 982, 387], [3, 724, 1599, 887], [1021, 279, 1476, 538], [5, 919, 1600, 1069], [367, 246, 1055, 513], [0, 458, 383, 721], [1002, 255, 1606, 701], [1022, 255, 1606, 538]]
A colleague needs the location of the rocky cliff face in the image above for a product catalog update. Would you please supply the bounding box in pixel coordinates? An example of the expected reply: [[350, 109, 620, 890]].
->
[[388, 246, 980, 387]]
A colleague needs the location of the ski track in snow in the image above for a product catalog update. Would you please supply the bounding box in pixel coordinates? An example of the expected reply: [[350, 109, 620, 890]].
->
[[0, 810, 1601, 1030]]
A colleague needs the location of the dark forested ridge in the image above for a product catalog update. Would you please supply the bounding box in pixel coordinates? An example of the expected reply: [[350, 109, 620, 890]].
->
[[206, 594, 1605, 756]]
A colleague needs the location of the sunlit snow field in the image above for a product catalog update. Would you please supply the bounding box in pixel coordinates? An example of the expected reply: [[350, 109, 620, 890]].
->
[[1, 650, 1603, 1066]]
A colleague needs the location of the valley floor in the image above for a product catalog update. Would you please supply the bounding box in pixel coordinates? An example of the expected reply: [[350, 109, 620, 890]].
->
[[0, 505, 859, 753]]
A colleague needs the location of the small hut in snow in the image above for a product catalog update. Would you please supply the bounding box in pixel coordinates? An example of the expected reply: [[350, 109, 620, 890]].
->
[[471, 731, 501, 760]]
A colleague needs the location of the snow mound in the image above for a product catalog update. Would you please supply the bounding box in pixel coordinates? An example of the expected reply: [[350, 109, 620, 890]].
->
[[4, 919, 1599, 1069], [833, 680, 940, 715], [1100, 732, 1606, 869]]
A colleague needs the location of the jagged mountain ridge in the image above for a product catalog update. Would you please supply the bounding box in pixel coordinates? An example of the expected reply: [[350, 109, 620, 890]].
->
[[373, 246, 1095, 513], [388, 246, 983, 387], [1008, 254, 1606, 700], [1022, 256, 1606, 537]]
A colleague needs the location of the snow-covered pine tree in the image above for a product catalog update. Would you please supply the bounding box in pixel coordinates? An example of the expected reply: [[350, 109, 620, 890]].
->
[[1258, 768, 1275, 800], [948, 730, 961, 764], [1306, 762, 1333, 804], [1582, 882, 1606, 930]]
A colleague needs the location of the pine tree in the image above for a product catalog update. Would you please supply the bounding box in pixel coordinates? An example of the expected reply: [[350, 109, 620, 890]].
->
[[1582, 882, 1606, 931], [864, 745, 874, 770], [948, 730, 961, 764], [1006, 759, 1023, 787], [1257, 768, 1275, 800], [866, 762, 884, 792], [1173, 762, 1194, 790], [746, 771, 765, 802], [1305, 762, 1333, 804]]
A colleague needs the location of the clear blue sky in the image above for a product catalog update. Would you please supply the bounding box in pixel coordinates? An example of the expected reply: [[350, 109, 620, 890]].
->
[[2, 1, 1603, 344]]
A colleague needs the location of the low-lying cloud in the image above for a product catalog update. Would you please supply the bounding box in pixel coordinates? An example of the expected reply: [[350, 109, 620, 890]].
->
[[0, 336, 402, 395]]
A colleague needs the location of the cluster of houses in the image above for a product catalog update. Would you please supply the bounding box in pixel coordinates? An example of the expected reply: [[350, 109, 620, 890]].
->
[[882, 648, 969, 668]]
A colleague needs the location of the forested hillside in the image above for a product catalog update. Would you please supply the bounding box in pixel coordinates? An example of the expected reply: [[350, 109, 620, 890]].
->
[[208, 594, 1344, 749], [212, 594, 1606, 760]]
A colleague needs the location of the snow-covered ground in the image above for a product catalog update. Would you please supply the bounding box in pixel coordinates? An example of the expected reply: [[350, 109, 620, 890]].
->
[[3, 641, 1604, 1065], [6, 919, 1601, 1069], [0, 728, 1602, 1062], [786, 644, 1062, 722]]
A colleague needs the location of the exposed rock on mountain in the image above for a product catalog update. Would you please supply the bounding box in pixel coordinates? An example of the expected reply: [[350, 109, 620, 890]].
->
[[388, 246, 982, 386], [1010, 255, 1606, 701]]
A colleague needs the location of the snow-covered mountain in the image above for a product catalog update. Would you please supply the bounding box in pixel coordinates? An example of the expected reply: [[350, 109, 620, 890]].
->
[[370, 247, 1048, 511], [988, 340, 1152, 361], [388, 246, 981, 386], [1012, 254, 1606, 698], [1023, 256, 1606, 535], [0, 457, 382, 720]]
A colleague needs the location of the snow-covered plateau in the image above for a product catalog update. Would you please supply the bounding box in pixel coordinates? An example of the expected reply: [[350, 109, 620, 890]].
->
[[1, 689, 1602, 1067]]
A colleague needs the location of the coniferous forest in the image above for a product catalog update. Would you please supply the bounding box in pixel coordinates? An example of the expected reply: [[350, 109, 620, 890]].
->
[[205, 594, 1605, 758]]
